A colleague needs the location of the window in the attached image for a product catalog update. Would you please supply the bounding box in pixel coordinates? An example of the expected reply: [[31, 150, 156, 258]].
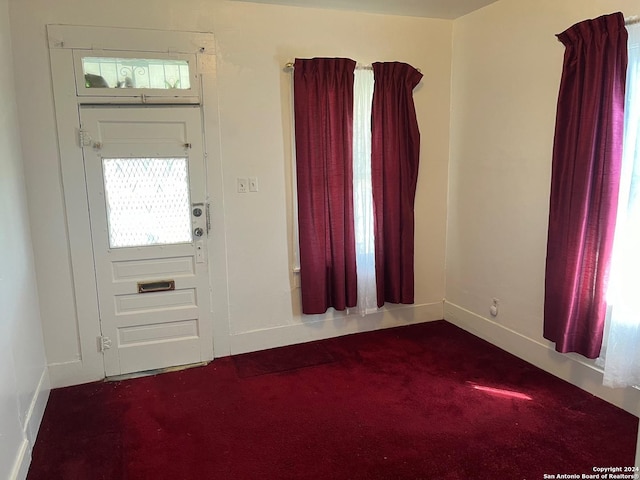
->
[[543, 14, 640, 388], [292, 58, 422, 315], [352, 68, 377, 315], [599, 20, 640, 387], [72, 50, 198, 99], [82, 56, 191, 90]]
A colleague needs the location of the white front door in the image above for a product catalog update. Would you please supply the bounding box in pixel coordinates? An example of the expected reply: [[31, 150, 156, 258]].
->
[[80, 105, 213, 377]]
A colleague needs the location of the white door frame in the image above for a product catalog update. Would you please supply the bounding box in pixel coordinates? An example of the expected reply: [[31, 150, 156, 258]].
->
[[48, 25, 231, 385]]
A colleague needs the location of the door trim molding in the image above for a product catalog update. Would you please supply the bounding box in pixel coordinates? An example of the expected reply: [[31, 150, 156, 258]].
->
[[48, 25, 230, 386]]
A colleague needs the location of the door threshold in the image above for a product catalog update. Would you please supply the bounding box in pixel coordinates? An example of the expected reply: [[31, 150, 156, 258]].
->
[[105, 361, 209, 382]]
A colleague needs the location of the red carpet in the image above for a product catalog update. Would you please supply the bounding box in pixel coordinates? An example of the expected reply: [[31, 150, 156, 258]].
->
[[28, 320, 637, 479]]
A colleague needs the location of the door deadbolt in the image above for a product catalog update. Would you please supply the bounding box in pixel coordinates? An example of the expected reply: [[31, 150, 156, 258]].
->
[[194, 227, 204, 237]]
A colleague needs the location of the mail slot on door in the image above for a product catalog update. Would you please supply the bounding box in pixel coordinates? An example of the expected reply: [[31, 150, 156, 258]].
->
[[137, 280, 176, 294]]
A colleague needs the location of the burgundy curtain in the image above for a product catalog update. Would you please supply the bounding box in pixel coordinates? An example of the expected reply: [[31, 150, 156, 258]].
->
[[294, 58, 358, 314], [544, 13, 627, 358], [371, 62, 423, 307]]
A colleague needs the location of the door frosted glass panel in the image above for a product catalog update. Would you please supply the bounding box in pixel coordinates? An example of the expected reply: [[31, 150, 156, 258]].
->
[[102, 157, 192, 248]]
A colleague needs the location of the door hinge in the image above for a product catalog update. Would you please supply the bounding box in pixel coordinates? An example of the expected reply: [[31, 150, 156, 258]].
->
[[78, 129, 92, 147], [78, 129, 102, 149], [205, 202, 211, 234], [99, 336, 112, 353]]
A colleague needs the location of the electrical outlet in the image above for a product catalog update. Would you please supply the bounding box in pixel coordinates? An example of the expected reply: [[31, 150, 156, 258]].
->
[[237, 177, 248, 193]]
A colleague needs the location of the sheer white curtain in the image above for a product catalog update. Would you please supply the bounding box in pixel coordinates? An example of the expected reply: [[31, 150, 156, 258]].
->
[[352, 66, 378, 315], [601, 22, 640, 388]]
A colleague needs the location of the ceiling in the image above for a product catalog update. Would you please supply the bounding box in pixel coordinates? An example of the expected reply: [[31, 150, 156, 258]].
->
[[230, 0, 500, 19]]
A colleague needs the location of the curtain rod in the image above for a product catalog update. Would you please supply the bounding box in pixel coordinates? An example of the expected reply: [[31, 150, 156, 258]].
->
[[626, 15, 640, 25], [284, 62, 421, 73], [284, 62, 372, 71]]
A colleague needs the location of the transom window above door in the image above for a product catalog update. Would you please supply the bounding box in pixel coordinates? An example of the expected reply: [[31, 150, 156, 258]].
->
[[72, 50, 199, 101], [82, 56, 191, 90]]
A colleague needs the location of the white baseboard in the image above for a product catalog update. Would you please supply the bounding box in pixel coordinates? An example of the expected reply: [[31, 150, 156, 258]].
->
[[11, 439, 29, 480], [45, 300, 640, 419], [444, 301, 640, 417], [11, 367, 50, 480], [48, 359, 103, 389], [229, 301, 444, 355], [47, 303, 444, 385]]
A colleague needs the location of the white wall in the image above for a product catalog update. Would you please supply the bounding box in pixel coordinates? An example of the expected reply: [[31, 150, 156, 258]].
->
[[0, 0, 50, 477], [8, 0, 451, 387], [447, 0, 640, 416]]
